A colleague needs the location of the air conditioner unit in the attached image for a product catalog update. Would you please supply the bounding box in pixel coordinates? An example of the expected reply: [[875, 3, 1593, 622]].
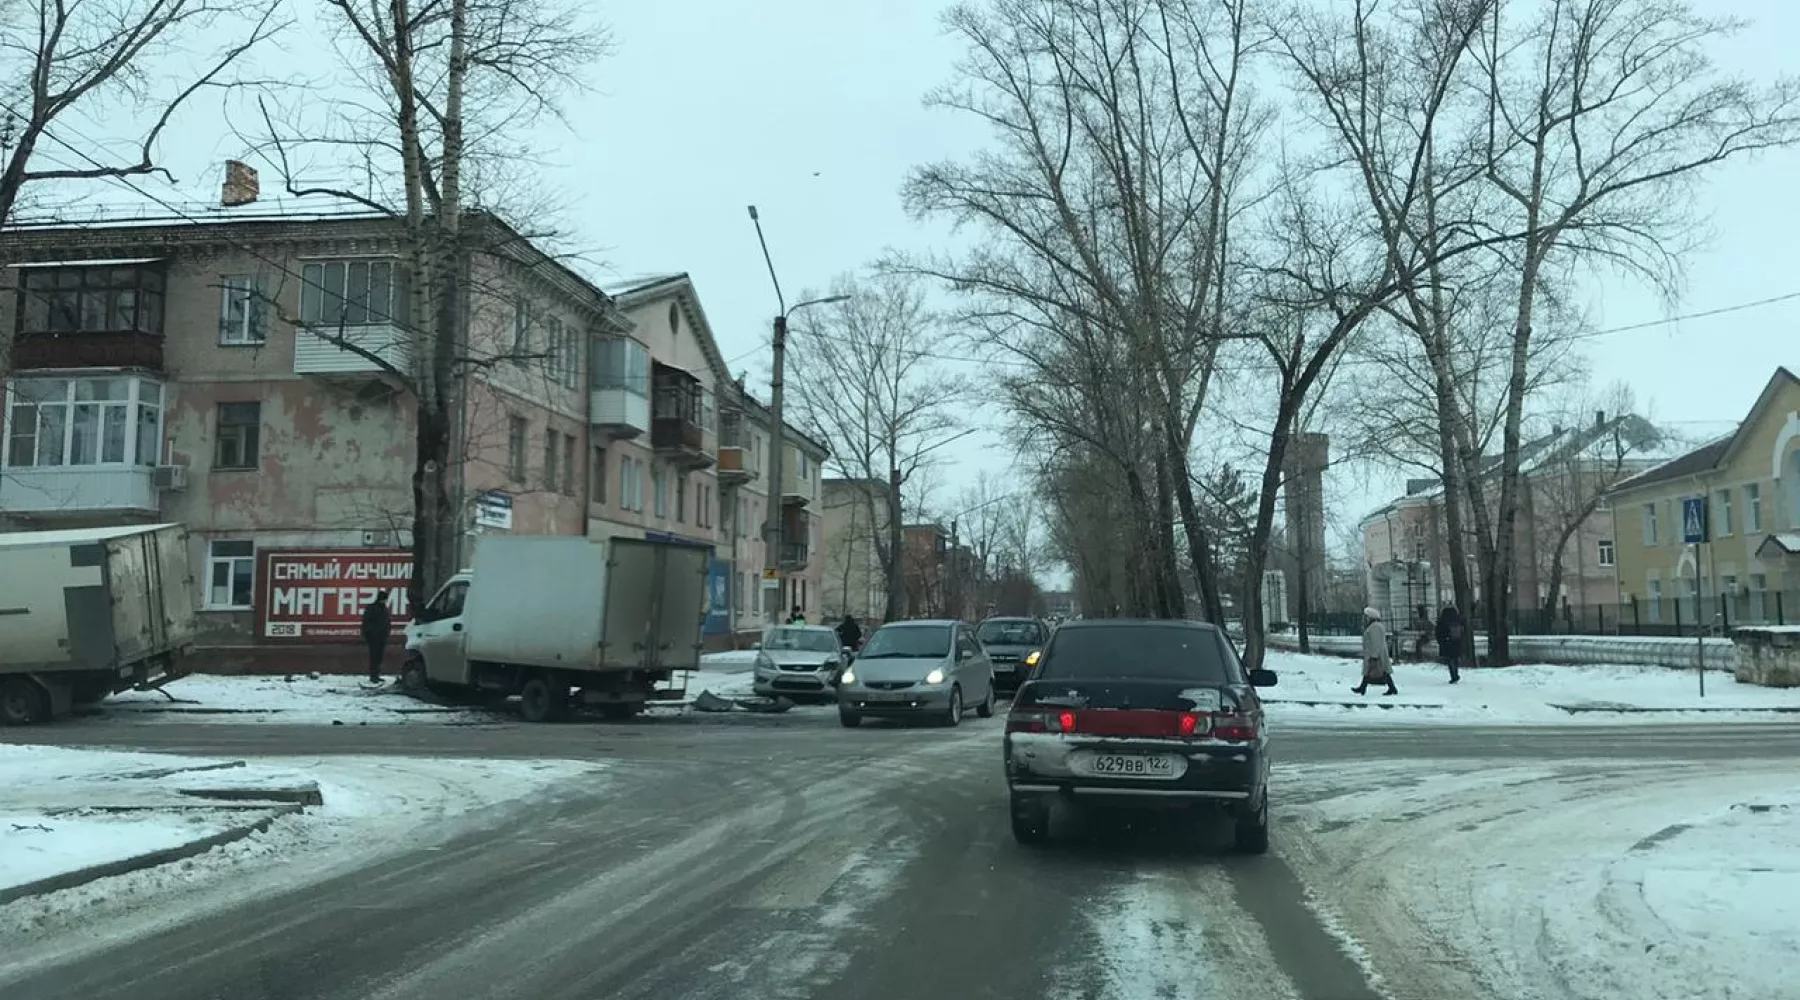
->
[[152, 465, 188, 492]]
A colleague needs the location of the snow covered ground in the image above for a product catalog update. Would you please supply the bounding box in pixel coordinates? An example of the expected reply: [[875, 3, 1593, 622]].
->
[[1263, 650, 1800, 726], [100, 674, 496, 724], [1278, 759, 1800, 1000], [0, 744, 601, 971]]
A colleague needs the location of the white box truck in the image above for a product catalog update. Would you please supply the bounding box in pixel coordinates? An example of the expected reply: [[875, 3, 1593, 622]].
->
[[0, 523, 198, 725], [402, 535, 710, 721]]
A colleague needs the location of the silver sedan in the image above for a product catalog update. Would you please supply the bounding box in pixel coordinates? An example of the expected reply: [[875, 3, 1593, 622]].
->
[[837, 619, 996, 728]]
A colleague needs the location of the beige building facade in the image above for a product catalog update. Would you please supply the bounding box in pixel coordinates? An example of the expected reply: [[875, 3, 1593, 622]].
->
[[1606, 368, 1800, 630]]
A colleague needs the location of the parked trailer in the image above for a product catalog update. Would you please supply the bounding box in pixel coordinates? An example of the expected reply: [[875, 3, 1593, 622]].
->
[[0, 523, 198, 725], [403, 535, 710, 721]]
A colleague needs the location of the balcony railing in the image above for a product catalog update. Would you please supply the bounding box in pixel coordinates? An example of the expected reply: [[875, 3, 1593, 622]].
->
[[294, 324, 413, 376], [0, 466, 158, 515], [13, 331, 164, 372], [778, 540, 809, 568], [717, 445, 755, 483]]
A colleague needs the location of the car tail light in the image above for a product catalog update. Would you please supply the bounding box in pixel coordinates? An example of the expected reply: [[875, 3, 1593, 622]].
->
[[1178, 712, 1200, 736], [1211, 712, 1258, 741], [1005, 709, 1074, 734]]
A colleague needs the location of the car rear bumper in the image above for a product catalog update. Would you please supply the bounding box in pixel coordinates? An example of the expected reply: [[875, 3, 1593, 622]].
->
[[1005, 733, 1262, 804]]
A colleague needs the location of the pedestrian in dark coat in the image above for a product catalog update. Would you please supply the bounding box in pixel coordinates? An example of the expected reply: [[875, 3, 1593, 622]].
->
[[1354, 606, 1398, 696], [836, 614, 862, 650], [1434, 605, 1465, 684], [361, 591, 393, 683]]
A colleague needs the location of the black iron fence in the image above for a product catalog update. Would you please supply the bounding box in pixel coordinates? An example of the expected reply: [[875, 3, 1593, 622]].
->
[[1287, 590, 1800, 639]]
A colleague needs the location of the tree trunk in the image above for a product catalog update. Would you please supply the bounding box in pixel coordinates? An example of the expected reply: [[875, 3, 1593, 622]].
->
[[884, 470, 904, 621], [1429, 346, 1475, 622], [1152, 451, 1185, 618], [1240, 394, 1300, 671]]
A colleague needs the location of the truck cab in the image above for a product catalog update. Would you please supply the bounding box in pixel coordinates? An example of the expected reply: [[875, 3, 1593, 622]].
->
[[405, 572, 472, 688]]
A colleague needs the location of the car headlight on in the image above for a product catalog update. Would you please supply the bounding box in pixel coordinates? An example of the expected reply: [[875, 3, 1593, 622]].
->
[[840, 667, 857, 685], [925, 668, 946, 685]]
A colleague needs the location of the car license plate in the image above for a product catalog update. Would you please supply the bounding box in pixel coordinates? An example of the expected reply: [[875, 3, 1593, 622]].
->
[[1088, 754, 1176, 778], [866, 690, 909, 701]]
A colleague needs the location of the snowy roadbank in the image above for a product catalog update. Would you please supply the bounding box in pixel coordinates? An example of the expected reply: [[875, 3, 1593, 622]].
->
[[0, 744, 601, 975], [1263, 650, 1800, 726], [1277, 760, 1800, 1000]]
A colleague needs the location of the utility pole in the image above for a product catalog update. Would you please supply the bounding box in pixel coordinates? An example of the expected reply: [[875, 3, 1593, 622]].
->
[[746, 204, 849, 626]]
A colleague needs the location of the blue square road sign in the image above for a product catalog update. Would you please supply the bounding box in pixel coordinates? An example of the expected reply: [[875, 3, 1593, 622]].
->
[[1681, 496, 1708, 545]]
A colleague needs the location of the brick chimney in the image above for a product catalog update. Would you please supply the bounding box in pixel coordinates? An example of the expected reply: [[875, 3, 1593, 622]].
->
[[221, 160, 260, 207], [1594, 409, 1606, 430]]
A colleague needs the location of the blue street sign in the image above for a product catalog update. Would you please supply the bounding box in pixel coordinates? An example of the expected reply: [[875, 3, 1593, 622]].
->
[[1681, 496, 1708, 545]]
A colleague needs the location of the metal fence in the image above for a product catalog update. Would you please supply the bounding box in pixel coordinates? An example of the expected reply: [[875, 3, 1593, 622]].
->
[[1289, 590, 1800, 639]]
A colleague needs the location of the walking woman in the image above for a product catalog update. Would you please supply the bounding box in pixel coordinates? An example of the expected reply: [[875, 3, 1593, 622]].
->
[[1434, 605, 1465, 684], [1355, 606, 1398, 697]]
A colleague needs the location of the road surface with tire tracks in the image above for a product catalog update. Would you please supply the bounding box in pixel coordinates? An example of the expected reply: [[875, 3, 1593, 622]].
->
[[4, 713, 1798, 1000]]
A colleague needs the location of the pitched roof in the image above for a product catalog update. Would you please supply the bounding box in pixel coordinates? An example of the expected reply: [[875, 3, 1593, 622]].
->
[[1608, 367, 1800, 495]]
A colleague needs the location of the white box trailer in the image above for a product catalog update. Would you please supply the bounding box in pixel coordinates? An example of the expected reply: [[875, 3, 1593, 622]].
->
[[0, 523, 198, 725], [404, 535, 710, 721]]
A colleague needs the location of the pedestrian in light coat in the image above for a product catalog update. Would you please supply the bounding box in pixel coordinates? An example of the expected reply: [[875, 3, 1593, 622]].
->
[[361, 591, 393, 684], [1355, 606, 1398, 697]]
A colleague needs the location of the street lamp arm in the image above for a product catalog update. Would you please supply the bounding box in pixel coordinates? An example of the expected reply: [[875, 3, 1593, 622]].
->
[[787, 293, 852, 318]]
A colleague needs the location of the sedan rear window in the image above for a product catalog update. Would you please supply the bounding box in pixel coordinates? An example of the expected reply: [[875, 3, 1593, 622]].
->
[[1037, 627, 1235, 683], [977, 620, 1043, 645]]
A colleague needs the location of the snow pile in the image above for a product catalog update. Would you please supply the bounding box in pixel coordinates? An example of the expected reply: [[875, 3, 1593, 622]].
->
[[1277, 760, 1800, 1000], [1262, 650, 1800, 726], [0, 744, 600, 969], [102, 674, 496, 725]]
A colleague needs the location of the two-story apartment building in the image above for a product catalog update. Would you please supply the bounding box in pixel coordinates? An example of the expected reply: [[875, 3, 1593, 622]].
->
[[1606, 367, 1800, 629], [1360, 413, 1668, 626]]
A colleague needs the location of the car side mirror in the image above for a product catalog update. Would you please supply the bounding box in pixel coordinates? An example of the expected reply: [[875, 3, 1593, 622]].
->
[[1249, 669, 1278, 688]]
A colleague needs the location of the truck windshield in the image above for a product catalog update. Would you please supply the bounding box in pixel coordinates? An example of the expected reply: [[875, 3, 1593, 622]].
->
[[1037, 626, 1233, 683], [977, 620, 1042, 645], [858, 624, 951, 659], [764, 628, 838, 652]]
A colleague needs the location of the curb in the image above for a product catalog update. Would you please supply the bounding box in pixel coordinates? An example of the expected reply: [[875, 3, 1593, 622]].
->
[[1549, 703, 1800, 715], [0, 803, 303, 908], [1265, 699, 1450, 710]]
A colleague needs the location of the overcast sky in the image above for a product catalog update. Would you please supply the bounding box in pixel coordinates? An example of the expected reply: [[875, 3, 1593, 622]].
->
[[26, 0, 1800, 576]]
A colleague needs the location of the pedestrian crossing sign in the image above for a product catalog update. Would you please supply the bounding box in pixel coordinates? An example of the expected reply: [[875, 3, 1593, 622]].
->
[[1682, 496, 1708, 545]]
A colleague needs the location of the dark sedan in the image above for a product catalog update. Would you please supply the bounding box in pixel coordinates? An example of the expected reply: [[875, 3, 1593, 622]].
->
[[976, 616, 1051, 693], [1002, 618, 1276, 852]]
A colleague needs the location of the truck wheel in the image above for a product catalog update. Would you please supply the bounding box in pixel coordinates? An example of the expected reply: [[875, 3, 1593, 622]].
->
[[398, 658, 427, 695], [0, 677, 50, 726], [519, 676, 568, 723]]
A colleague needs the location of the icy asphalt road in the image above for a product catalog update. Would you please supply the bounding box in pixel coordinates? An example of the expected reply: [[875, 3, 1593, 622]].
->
[[5, 716, 1800, 1000]]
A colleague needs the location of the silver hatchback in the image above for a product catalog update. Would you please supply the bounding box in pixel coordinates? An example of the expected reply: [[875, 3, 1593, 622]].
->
[[837, 619, 996, 728]]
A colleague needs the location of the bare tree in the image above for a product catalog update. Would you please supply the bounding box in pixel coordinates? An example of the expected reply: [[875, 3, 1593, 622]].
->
[[900, 0, 1272, 626], [1473, 0, 1800, 662], [244, 0, 603, 610], [785, 272, 973, 621], [0, 0, 279, 225]]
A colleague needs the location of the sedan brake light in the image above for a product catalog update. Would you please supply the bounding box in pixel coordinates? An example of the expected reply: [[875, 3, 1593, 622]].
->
[[1211, 713, 1258, 741]]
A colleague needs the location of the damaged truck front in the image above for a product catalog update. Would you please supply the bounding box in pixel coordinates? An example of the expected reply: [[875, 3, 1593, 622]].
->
[[402, 535, 709, 721]]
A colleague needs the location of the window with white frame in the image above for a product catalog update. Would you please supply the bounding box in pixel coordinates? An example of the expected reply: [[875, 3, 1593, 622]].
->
[[592, 338, 651, 395], [1714, 489, 1733, 537], [218, 275, 271, 345], [1597, 538, 1615, 567], [1751, 572, 1769, 621], [1746, 483, 1763, 533], [1646, 578, 1662, 623], [206, 540, 255, 609], [653, 465, 669, 518], [1642, 503, 1659, 546], [619, 456, 645, 512], [300, 259, 410, 328], [4, 377, 164, 469]]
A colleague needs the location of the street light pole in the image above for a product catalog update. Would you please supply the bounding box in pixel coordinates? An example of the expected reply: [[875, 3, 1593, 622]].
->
[[746, 205, 848, 625]]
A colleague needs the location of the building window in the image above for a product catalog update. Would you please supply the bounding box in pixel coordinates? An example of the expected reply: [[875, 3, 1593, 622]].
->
[[653, 465, 669, 518], [562, 434, 577, 494], [507, 416, 528, 481], [591, 445, 608, 503], [1751, 573, 1769, 622], [1746, 483, 1762, 533], [511, 297, 532, 367], [218, 275, 270, 345], [675, 474, 687, 523], [300, 259, 410, 328], [1646, 579, 1662, 624], [543, 428, 559, 491], [618, 456, 644, 513], [701, 388, 716, 433], [214, 402, 261, 471], [1714, 489, 1733, 537], [544, 315, 577, 389], [1597, 539, 1615, 567], [1642, 503, 1658, 546], [206, 540, 255, 610], [17, 263, 165, 335], [4, 377, 163, 469], [592, 338, 651, 395]]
